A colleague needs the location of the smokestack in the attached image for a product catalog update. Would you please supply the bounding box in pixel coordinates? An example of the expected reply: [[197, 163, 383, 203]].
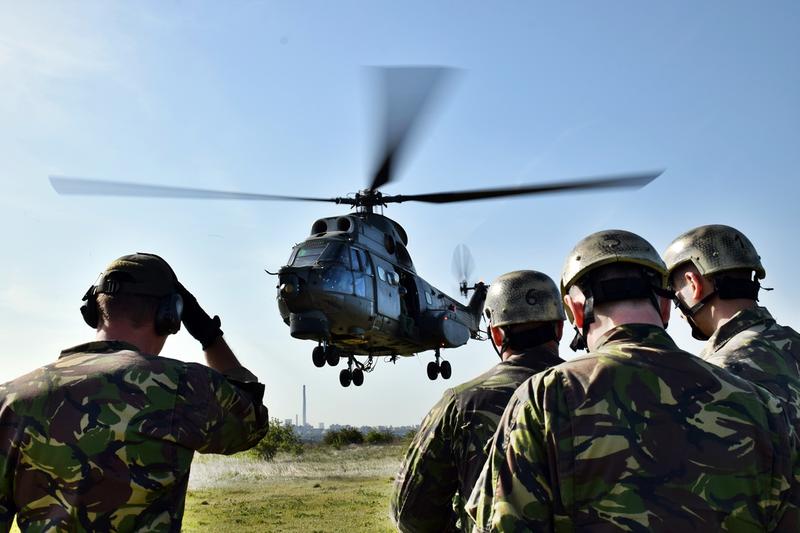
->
[[303, 385, 307, 427]]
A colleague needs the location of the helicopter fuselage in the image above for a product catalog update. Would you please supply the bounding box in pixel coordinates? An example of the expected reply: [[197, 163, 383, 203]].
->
[[276, 212, 486, 358]]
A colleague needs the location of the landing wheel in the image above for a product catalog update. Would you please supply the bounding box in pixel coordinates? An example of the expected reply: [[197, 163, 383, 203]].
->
[[312, 346, 326, 368], [326, 349, 340, 367], [351, 368, 364, 387], [440, 360, 452, 380], [426, 361, 439, 381], [339, 369, 352, 387]]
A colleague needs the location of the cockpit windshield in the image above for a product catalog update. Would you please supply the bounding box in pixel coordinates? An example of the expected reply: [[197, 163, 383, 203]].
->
[[290, 241, 350, 268]]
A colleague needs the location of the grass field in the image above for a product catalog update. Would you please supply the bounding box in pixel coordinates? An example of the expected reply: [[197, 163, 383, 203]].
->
[[183, 442, 407, 532]]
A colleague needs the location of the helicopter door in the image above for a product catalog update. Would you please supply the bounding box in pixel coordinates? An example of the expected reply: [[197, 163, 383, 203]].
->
[[372, 258, 401, 320]]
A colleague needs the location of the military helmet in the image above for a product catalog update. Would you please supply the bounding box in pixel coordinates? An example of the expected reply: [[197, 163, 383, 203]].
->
[[484, 270, 566, 328], [560, 230, 667, 321], [663, 224, 765, 282]]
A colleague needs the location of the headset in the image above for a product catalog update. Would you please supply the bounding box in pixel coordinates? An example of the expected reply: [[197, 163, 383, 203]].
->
[[80, 254, 183, 336]]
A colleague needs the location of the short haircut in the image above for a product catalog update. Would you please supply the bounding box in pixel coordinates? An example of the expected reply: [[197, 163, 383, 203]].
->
[[97, 293, 160, 329]]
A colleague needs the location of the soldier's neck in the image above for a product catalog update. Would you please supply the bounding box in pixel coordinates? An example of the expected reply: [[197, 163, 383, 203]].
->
[[96, 322, 167, 356], [704, 299, 758, 336], [586, 303, 664, 352]]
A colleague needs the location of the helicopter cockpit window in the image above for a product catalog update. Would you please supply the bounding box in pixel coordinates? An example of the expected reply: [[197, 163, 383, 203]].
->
[[290, 241, 328, 267], [319, 242, 350, 266]]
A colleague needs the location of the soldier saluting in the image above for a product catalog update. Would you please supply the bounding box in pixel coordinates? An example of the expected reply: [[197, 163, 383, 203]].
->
[[392, 270, 565, 532], [663, 224, 800, 411], [0, 253, 269, 532], [467, 230, 800, 532]]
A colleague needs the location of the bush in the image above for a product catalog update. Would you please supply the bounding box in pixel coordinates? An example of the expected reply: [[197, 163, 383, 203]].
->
[[323, 427, 364, 448], [251, 418, 304, 461], [365, 429, 395, 445]]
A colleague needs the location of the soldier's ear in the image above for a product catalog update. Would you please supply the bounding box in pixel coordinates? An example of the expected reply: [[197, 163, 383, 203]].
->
[[564, 294, 584, 329], [659, 296, 671, 326], [489, 325, 505, 346], [684, 271, 706, 301]]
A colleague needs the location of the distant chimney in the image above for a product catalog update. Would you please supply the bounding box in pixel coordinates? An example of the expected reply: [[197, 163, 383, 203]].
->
[[303, 385, 307, 427]]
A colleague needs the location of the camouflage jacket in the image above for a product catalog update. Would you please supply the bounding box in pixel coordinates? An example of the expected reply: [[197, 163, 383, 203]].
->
[[701, 306, 800, 412], [0, 340, 269, 533], [466, 324, 800, 532], [391, 346, 564, 533]]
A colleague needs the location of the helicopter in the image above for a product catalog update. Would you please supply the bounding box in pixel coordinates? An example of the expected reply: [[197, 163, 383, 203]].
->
[[49, 67, 661, 387]]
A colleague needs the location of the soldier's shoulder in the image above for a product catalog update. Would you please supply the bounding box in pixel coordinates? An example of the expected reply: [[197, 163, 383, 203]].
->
[[449, 362, 533, 403]]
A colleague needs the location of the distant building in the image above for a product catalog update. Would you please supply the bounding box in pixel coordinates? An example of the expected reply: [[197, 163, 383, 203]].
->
[[318, 422, 325, 430], [284, 418, 293, 427]]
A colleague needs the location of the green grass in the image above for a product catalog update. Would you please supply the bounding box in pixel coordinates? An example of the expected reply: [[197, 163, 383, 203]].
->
[[183, 442, 406, 532], [183, 476, 396, 532]]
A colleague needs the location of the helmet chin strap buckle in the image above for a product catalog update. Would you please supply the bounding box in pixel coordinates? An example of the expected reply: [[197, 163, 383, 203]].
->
[[569, 327, 587, 351]]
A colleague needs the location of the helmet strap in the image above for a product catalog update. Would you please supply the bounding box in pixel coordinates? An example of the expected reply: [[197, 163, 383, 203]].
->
[[487, 326, 504, 360], [672, 291, 715, 341], [671, 276, 760, 341]]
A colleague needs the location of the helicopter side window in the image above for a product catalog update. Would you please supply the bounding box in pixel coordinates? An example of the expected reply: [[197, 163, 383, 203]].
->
[[359, 250, 373, 276], [377, 265, 387, 282], [350, 248, 363, 272], [425, 291, 433, 306], [351, 248, 366, 297]]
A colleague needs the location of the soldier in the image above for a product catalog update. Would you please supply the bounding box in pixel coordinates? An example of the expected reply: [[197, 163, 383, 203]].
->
[[0, 253, 269, 532], [467, 230, 799, 532], [663, 224, 800, 409], [391, 270, 565, 532]]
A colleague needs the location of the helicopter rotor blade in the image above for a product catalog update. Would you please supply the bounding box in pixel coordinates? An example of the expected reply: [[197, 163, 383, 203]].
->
[[368, 66, 456, 192], [49, 176, 342, 203], [382, 170, 662, 205]]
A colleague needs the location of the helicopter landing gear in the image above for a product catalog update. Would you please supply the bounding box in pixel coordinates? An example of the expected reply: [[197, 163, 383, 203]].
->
[[313, 342, 341, 368], [427, 350, 451, 381], [326, 349, 340, 367], [339, 356, 365, 388], [312, 345, 326, 368], [440, 360, 452, 380]]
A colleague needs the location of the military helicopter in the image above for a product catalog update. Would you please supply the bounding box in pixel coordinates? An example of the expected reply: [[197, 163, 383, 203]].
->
[[49, 67, 661, 387]]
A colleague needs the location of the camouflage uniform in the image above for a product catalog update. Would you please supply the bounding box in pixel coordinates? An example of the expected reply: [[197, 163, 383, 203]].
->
[[467, 324, 800, 532], [701, 306, 800, 412], [0, 340, 269, 532], [392, 345, 564, 532]]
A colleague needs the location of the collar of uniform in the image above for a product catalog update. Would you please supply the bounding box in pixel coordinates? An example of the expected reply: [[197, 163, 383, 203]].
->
[[59, 340, 142, 359], [594, 323, 678, 352], [504, 344, 562, 369], [706, 306, 774, 354]]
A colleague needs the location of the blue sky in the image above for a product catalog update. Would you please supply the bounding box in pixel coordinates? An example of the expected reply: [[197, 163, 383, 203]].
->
[[1, 2, 798, 426]]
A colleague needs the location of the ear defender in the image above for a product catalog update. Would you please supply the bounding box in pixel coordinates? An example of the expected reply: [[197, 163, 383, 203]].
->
[[80, 286, 99, 329], [154, 293, 184, 336]]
